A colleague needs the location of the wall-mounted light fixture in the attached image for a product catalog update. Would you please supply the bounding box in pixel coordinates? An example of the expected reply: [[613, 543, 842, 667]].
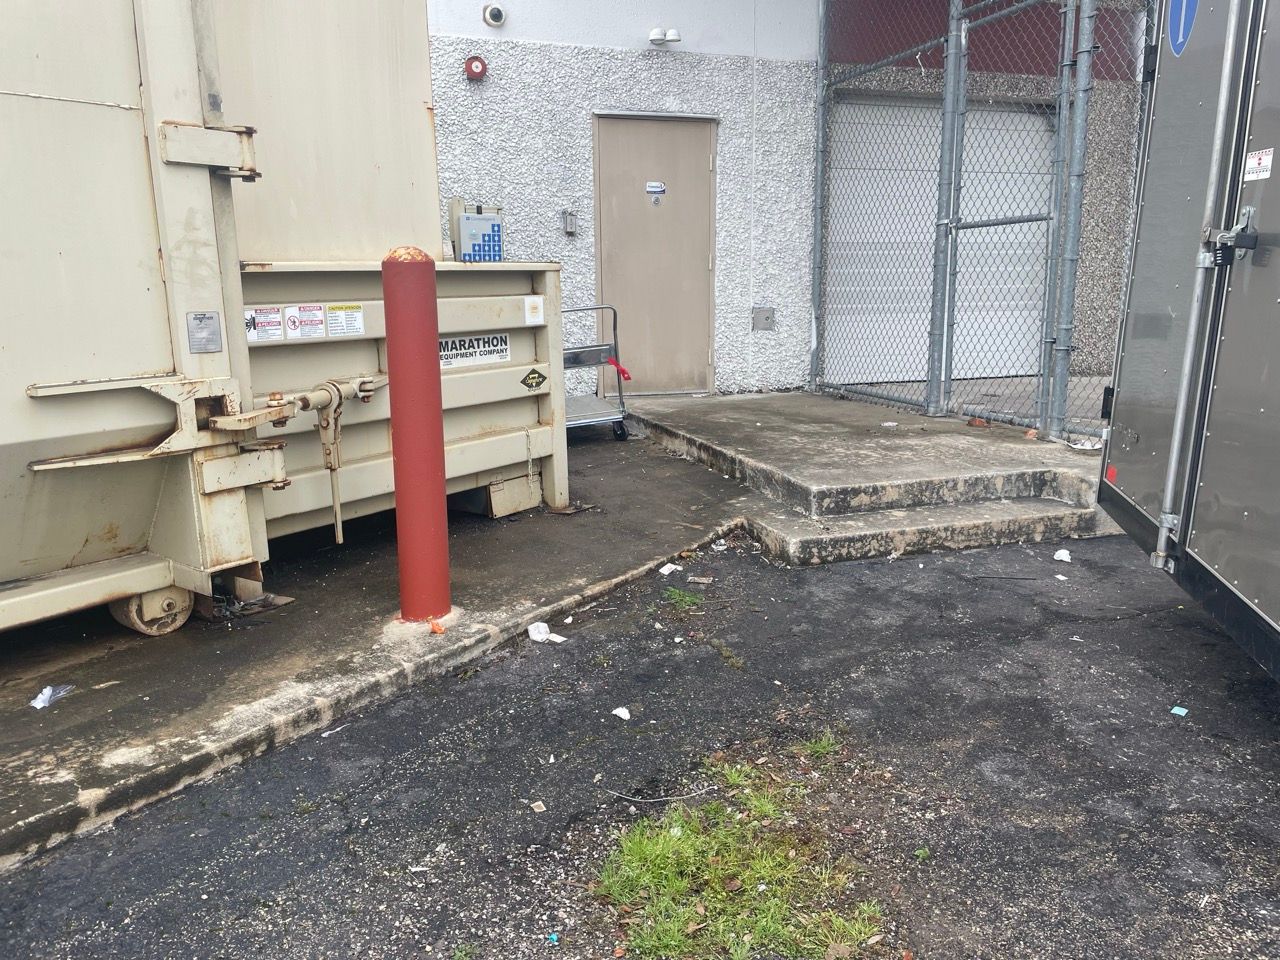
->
[[648, 27, 682, 46]]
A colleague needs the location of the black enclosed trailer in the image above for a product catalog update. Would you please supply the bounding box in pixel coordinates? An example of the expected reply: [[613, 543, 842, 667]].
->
[[1101, 0, 1279, 677]]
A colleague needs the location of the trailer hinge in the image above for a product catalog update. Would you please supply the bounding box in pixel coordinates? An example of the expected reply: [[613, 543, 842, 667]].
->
[[158, 121, 260, 181], [1142, 42, 1158, 83]]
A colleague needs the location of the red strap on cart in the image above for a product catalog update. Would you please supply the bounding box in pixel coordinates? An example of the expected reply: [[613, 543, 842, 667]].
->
[[606, 357, 632, 381]]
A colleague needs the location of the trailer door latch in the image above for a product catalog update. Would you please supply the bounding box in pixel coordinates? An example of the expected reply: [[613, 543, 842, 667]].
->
[[1207, 205, 1258, 266]]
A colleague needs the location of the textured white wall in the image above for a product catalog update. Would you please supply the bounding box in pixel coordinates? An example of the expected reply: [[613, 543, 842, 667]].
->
[[427, 0, 820, 61], [430, 34, 818, 394]]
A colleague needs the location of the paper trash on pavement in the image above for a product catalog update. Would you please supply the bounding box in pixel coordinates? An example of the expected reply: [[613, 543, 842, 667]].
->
[[1053, 549, 1072, 563], [658, 562, 683, 576], [528, 622, 567, 644], [611, 706, 632, 721]]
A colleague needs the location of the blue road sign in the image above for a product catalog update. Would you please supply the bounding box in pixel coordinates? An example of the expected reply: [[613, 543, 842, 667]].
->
[[1169, 0, 1197, 57]]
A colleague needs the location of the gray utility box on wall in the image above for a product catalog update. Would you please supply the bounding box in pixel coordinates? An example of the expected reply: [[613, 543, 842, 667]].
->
[[1100, 0, 1279, 677]]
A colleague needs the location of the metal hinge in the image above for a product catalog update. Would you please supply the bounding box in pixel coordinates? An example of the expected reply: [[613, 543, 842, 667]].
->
[[158, 122, 259, 181], [1142, 42, 1158, 83]]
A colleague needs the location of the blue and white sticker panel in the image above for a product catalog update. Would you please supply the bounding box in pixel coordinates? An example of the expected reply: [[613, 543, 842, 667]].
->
[[459, 213, 504, 263]]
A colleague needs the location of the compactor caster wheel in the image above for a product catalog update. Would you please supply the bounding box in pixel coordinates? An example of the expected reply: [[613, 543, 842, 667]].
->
[[108, 587, 195, 637], [612, 420, 629, 441]]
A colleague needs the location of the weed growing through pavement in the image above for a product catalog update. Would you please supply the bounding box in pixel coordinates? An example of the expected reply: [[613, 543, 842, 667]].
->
[[913, 846, 931, 863], [595, 744, 883, 958], [794, 729, 842, 762], [664, 587, 704, 611]]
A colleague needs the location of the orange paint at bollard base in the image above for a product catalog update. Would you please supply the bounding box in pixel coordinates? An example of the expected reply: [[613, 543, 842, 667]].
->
[[381, 247, 451, 620]]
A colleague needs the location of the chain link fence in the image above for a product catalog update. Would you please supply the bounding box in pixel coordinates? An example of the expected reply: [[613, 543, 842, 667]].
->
[[815, 0, 1150, 439]]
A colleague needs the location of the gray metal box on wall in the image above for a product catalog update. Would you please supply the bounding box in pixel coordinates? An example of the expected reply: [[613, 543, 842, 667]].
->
[[1100, 0, 1280, 677]]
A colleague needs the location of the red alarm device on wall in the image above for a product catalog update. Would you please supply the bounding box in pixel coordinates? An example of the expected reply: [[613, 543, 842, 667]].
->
[[465, 56, 487, 80]]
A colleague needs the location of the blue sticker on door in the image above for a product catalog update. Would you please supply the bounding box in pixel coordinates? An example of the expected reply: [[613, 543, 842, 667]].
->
[[1169, 0, 1197, 57]]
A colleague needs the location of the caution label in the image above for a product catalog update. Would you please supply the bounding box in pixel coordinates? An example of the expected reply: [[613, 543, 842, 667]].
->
[[1244, 147, 1273, 182], [524, 295, 545, 326], [285, 304, 325, 340], [244, 306, 283, 343], [439, 333, 511, 369], [326, 303, 365, 337]]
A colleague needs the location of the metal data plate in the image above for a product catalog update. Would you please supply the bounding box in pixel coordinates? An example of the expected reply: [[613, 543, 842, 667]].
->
[[1186, 0, 1280, 630], [1104, 0, 1236, 521]]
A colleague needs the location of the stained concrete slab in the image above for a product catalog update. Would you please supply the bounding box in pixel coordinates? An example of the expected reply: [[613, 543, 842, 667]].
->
[[630, 391, 1109, 516]]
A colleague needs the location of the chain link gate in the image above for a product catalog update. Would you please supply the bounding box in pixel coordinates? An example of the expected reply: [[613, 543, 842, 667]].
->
[[815, 0, 1150, 439]]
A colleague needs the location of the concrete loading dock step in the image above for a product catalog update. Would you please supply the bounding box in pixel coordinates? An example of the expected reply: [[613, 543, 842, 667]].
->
[[628, 392, 1118, 564]]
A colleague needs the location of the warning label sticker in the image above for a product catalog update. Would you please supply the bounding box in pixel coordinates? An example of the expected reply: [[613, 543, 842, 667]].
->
[[439, 333, 511, 369], [285, 304, 325, 340], [524, 295, 545, 326], [245, 306, 283, 343], [1244, 148, 1274, 182], [326, 303, 365, 337]]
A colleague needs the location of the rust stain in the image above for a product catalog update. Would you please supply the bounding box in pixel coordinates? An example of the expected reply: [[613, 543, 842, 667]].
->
[[384, 245, 432, 264]]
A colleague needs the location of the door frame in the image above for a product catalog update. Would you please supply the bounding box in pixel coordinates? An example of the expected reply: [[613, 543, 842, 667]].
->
[[591, 110, 719, 396]]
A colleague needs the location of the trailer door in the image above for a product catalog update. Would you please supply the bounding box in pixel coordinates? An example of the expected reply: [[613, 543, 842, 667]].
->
[[1102, 0, 1246, 525], [1183, 0, 1280, 640]]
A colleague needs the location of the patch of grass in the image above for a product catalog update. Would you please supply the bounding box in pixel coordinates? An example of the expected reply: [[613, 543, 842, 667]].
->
[[293, 799, 318, 816], [708, 761, 755, 788], [596, 751, 883, 959], [663, 587, 703, 611], [450, 946, 477, 960], [795, 729, 842, 762], [913, 846, 931, 863]]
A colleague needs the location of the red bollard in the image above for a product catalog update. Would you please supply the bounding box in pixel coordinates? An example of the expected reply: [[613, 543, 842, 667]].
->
[[381, 246, 451, 621]]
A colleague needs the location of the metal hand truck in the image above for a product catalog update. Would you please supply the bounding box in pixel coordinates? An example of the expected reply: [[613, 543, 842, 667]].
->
[[562, 304, 630, 440]]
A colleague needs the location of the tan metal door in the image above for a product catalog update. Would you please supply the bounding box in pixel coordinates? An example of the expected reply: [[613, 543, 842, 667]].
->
[[594, 116, 715, 394]]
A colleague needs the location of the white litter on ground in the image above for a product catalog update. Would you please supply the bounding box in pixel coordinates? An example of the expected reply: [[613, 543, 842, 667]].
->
[[29, 685, 73, 710], [1055, 574, 1069, 581], [611, 706, 632, 721], [658, 562, 683, 576], [320, 724, 350, 738], [527, 622, 567, 644], [1054, 549, 1072, 563], [711, 539, 728, 552]]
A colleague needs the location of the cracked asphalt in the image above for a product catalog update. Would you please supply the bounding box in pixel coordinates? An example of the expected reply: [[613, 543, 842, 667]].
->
[[1, 534, 1277, 959]]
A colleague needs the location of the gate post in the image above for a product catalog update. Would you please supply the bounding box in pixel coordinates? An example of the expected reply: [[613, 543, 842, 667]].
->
[[1046, 0, 1098, 438], [927, 0, 965, 416], [1037, 0, 1078, 436]]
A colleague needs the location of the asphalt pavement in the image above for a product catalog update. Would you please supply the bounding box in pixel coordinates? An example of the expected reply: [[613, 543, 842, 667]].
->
[[2, 534, 1276, 959]]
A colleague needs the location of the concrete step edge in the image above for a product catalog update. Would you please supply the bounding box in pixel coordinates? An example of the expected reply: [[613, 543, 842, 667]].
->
[[745, 498, 1104, 566], [630, 412, 1095, 516]]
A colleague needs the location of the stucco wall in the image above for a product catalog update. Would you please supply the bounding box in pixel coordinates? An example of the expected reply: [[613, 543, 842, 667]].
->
[[429, 34, 818, 394]]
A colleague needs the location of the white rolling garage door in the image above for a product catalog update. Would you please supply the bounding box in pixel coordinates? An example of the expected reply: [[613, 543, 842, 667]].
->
[[822, 97, 1054, 386]]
